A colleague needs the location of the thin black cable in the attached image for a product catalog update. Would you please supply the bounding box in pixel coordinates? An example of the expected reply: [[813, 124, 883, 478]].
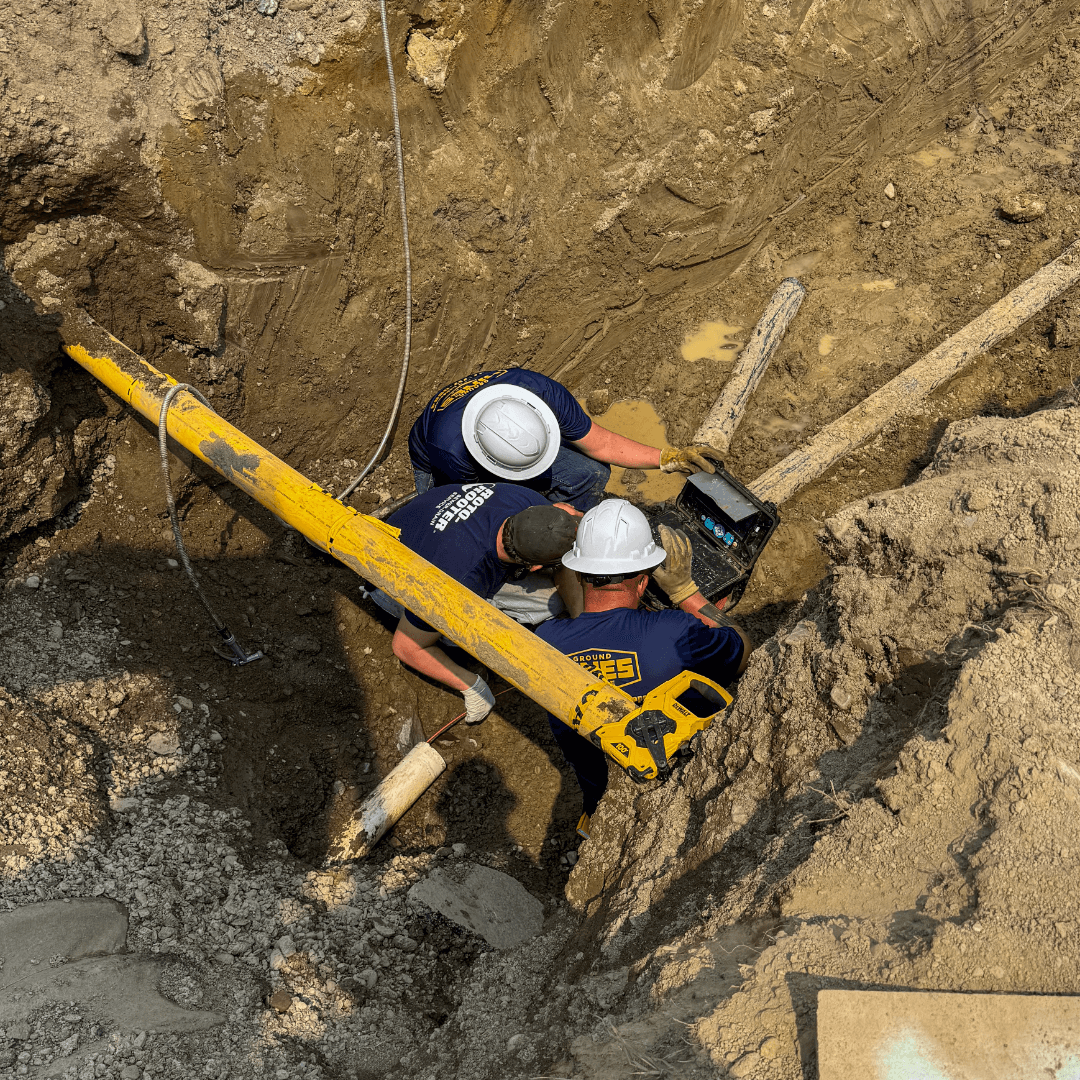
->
[[157, 383, 229, 633]]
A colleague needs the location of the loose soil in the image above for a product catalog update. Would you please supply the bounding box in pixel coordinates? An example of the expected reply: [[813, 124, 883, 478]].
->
[[3, 1, 1080, 1078]]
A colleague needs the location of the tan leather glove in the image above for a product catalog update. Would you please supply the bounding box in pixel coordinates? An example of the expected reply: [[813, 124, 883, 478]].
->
[[651, 525, 699, 605], [659, 444, 723, 474]]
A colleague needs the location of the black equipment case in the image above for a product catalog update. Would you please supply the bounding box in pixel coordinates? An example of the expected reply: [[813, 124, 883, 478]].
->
[[642, 467, 779, 612]]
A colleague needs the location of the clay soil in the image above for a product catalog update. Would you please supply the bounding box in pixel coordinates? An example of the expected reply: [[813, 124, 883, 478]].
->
[[3, 0, 1080, 1078]]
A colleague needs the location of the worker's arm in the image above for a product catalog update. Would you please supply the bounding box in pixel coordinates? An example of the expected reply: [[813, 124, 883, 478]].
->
[[554, 565, 584, 617], [677, 592, 751, 673], [572, 422, 723, 474], [571, 422, 662, 469], [391, 616, 475, 691]]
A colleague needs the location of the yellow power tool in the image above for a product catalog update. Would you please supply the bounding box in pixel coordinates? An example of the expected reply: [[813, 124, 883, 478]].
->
[[575, 669, 733, 782]]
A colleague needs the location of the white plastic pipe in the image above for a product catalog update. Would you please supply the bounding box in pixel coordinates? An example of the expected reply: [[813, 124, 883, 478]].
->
[[325, 741, 446, 864]]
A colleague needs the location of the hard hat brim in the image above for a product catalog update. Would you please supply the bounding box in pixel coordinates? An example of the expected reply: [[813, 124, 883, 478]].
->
[[561, 545, 667, 574], [461, 383, 562, 480]]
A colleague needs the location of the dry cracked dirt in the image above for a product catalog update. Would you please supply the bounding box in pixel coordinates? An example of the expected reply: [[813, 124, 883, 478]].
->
[[3, 1, 1080, 1078]]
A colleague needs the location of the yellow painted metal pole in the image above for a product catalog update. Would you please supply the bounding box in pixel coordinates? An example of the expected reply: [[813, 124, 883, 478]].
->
[[59, 307, 636, 736]]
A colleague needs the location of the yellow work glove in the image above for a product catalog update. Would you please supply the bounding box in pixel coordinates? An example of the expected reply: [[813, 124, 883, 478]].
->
[[659, 444, 723, 474], [651, 525, 699, 605]]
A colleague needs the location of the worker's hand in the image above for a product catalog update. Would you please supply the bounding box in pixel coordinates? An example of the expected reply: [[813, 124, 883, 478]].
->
[[659, 444, 723, 474], [462, 673, 496, 724], [651, 525, 699, 605]]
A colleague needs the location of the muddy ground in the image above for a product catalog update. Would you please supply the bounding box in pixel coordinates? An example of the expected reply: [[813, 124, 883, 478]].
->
[[3, 0, 1080, 1077]]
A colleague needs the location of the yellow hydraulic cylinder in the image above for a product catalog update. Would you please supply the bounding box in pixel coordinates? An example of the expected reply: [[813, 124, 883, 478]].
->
[[59, 307, 638, 739]]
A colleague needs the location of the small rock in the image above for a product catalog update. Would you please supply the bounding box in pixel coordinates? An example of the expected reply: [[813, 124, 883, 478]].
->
[[48, 622, 63, 641], [731, 1051, 761, 1078], [103, 10, 146, 58], [158, 35, 175, 54], [175, 696, 193, 710], [372, 922, 394, 937], [506, 1033, 527, 1051], [214, 951, 235, 965], [452, 843, 467, 856], [133, 1032, 148, 1050], [209, 730, 223, 743], [165, 558, 179, 569], [121, 1066, 142, 1080], [148, 732, 180, 756], [269, 989, 293, 1013], [966, 490, 990, 511], [759, 1036, 782, 1059], [784, 622, 814, 646], [1000, 194, 1046, 223], [24, 575, 41, 589], [8, 1023, 30, 1042], [565, 850, 578, 866], [358, 967, 378, 988], [880, 220, 891, 229], [884, 182, 896, 199], [830, 685, 853, 710]]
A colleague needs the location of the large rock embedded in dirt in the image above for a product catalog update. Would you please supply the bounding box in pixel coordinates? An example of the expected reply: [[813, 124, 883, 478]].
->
[[409, 861, 544, 950]]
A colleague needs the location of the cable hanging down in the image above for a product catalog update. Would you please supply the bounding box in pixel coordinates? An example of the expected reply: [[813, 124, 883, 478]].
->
[[158, 383, 264, 667], [337, 0, 413, 502]]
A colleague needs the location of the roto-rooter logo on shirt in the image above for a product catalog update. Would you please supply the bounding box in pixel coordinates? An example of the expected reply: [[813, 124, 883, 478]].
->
[[429, 370, 509, 413], [568, 649, 641, 690], [430, 484, 495, 532]]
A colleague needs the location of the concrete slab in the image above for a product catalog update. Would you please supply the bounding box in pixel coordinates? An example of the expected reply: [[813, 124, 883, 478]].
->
[[408, 862, 544, 950], [818, 989, 1080, 1080], [0, 897, 128, 967], [0, 898, 223, 1033]]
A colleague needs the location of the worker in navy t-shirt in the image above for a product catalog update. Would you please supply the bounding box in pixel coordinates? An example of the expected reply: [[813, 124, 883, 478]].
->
[[408, 369, 725, 511], [368, 483, 581, 723], [536, 499, 749, 838]]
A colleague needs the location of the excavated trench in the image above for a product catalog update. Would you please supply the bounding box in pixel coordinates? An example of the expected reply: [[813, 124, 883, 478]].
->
[[3, 1, 1080, 1078]]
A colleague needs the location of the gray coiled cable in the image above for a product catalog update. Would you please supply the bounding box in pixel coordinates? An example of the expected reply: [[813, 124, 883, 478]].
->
[[158, 383, 262, 665]]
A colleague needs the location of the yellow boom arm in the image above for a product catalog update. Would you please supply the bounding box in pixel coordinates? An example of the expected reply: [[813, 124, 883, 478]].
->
[[61, 306, 727, 781]]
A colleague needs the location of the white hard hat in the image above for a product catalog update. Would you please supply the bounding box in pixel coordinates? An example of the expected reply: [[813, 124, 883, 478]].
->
[[561, 499, 666, 574], [461, 384, 561, 480]]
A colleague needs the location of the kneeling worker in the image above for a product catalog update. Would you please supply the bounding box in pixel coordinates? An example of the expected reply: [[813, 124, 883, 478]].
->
[[410, 368, 724, 511], [536, 499, 750, 837], [368, 483, 581, 723]]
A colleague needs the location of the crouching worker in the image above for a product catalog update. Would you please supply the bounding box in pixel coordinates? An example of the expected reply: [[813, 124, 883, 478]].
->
[[536, 499, 750, 838], [367, 483, 581, 724], [410, 368, 725, 511]]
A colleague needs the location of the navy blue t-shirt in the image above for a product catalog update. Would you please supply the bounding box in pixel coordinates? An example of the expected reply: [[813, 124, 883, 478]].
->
[[409, 369, 594, 485], [388, 482, 547, 632], [535, 607, 744, 704]]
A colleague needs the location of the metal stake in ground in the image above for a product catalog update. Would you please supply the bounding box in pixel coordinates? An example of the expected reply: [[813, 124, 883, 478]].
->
[[750, 240, 1080, 506], [695, 277, 806, 455]]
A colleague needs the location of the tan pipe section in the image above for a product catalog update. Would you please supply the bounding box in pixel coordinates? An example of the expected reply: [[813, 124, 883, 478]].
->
[[695, 277, 806, 456], [750, 240, 1080, 506], [59, 307, 637, 736]]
